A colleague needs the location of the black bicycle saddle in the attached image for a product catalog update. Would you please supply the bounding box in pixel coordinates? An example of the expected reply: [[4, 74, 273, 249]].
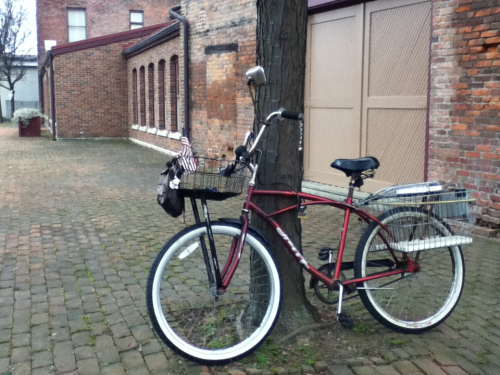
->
[[331, 157, 380, 177]]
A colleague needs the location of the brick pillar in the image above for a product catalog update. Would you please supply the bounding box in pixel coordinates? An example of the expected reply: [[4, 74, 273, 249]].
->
[[429, 0, 500, 237]]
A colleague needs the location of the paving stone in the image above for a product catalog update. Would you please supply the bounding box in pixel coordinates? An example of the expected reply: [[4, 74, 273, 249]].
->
[[124, 367, 151, 375], [77, 357, 101, 375], [352, 366, 378, 375], [11, 362, 31, 375], [144, 352, 169, 372], [413, 358, 448, 375], [74, 345, 97, 360], [96, 335, 120, 364], [327, 364, 355, 375], [432, 353, 456, 367], [12, 333, 30, 348], [101, 363, 127, 375], [121, 350, 145, 369], [392, 348, 411, 360], [245, 369, 263, 375], [393, 360, 421, 374], [54, 341, 77, 373], [31, 367, 57, 375], [11, 347, 30, 363], [0, 357, 10, 371], [32, 350, 53, 368], [442, 366, 468, 375], [374, 365, 400, 375]]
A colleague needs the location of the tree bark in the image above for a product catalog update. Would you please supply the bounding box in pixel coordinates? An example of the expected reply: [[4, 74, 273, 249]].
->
[[253, 0, 317, 332], [10, 91, 15, 118]]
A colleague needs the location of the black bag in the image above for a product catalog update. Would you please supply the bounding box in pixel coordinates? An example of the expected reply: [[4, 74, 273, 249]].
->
[[157, 160, 184, 218]]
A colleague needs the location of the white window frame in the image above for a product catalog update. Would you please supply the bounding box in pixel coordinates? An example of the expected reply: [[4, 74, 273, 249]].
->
[[130, 11, 144, 29], [67, 8, 87, 42]]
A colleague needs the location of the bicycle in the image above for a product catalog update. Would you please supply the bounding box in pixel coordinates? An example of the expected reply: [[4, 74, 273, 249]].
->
[[146, 66, 474, 365]]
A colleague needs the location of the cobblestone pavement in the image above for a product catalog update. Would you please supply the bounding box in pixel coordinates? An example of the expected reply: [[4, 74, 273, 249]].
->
[[0, 124, 499, 375]]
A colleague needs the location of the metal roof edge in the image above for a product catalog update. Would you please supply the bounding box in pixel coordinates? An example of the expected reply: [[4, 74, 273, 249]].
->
[[122, 22, 181, 57]]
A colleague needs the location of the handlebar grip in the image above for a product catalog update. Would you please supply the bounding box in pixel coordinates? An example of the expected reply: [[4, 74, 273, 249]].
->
[[281, 111, 303, 121], [235, 145, 249, 160]]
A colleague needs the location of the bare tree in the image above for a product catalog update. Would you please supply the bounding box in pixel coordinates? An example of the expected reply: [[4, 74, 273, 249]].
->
[[252, 0, 317, 332], [0, 0, 30, 118]]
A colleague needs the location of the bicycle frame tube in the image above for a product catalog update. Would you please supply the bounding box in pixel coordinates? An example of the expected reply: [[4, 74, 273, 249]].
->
[[219, 188, 411, 291]]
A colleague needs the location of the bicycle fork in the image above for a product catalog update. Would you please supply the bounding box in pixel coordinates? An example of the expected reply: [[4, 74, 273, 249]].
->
[[190, 196, 222, 296]]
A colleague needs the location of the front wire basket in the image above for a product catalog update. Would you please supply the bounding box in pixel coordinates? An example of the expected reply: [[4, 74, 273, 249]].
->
[[179, 157, 248, 201], [356, 189, 475, 252]]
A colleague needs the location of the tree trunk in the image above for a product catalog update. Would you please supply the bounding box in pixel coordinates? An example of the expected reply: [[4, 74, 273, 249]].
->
[[0, 96, 3, 122], [253, 0, 317, 332], [10, 92, 15, 119]]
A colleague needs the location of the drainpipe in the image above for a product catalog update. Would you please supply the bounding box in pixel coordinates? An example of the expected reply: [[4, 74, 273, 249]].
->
[[49, 51, 57, 141], [169, 5, 190, 140], [38, 67, 44, 119]]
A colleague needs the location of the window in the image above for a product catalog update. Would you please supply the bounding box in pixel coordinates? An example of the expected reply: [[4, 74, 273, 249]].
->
[[139, 66, 146, 125], [158, 60, 166, 129], [148, 63, 155, 126], [68, 9, 86, 42], [170, 56, 179, 132], [132, 69, 138, 124], [130, 11, 144, 29]]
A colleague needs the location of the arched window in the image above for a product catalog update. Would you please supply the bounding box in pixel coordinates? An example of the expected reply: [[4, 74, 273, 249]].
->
[[158, 60, 166, 129], [132, 69, 138, 124], [148, 63, 155, 127], [139, 66, 146, 126], [170, 55, 179, 132]]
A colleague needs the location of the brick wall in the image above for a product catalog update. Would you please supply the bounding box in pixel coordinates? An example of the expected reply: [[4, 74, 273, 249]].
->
[[126, 32, 184, 153], [37, 0, 177, 67], [50, 37, 143, 138], [181, 0, 257, 158], [429, 0, 500, 235]]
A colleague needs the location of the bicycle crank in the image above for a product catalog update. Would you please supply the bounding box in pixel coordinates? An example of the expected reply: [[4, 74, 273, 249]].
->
[[310, 264, 357, 304]]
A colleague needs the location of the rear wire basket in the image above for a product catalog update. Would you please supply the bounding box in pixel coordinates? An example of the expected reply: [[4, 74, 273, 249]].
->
[[179, 157, 248, 201], [356, 189, 475, 252]]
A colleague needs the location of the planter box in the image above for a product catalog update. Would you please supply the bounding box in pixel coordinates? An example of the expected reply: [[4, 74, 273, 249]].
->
[[19, 117, 41, 137]]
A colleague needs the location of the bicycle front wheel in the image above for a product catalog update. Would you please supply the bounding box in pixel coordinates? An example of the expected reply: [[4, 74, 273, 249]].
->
[[147, 222, 282, 365], [354, 208, 465, 333]]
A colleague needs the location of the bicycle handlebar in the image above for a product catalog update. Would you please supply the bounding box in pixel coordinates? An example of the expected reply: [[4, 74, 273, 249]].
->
[[220, 108, 303, 177], [280, 111, 303, 121]]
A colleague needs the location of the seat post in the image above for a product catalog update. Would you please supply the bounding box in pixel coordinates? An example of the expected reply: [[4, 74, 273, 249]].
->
[[347, 172, 362, 202]]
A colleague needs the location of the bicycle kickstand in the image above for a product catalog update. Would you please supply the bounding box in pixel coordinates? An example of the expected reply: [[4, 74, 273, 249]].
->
[[336, 282, 354, 329]]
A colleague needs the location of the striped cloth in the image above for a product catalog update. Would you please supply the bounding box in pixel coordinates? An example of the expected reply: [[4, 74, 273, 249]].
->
[[178, 137, 197, 174]]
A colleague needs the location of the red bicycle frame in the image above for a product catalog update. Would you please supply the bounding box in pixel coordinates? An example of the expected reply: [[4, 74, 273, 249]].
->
[[218, 184, 416, 293]]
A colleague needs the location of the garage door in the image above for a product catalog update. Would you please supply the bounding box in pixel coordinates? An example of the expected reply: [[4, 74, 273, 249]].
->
[[304, 0, 431, 192]]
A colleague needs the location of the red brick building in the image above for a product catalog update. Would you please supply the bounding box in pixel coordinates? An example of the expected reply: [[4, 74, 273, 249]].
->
[[37, 0, 177, 66], [37, 0, 500, 235], [428, 0, 500, 234]]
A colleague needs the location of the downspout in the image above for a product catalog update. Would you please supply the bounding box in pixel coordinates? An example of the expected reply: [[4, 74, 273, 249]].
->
[[49, 51, 57, 141], [38, 67, 44, 120], [169, 5, 190, 140]]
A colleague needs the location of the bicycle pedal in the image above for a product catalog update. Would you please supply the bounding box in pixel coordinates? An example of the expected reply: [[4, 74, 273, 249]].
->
[[318, 247, 335, 261], [337, 312, 354, 330]]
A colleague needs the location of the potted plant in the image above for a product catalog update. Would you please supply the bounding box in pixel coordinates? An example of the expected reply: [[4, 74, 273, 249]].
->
[[12, 108, 46, 137]]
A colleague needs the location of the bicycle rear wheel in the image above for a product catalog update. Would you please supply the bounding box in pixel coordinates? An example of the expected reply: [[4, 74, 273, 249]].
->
[[147, 222, 282, 365], [354, 207, 465, 333]]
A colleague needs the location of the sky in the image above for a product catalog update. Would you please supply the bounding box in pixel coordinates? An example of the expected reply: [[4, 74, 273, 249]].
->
[[20, 0, 37, 54], [3, 0, 38, 55]]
